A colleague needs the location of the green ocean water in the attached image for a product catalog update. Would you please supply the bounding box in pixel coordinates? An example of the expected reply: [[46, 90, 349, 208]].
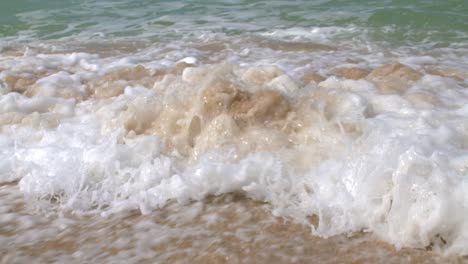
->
[[0, 0, 467, 48]]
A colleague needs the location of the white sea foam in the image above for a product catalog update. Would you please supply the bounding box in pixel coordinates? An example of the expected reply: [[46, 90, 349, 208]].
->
[[0, 39, 468, 256]]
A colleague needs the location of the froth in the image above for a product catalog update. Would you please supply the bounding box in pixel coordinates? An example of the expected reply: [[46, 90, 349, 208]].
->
[[1, 50, 468, 255]]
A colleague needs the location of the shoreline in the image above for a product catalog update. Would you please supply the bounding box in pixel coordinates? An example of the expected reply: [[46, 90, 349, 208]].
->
[[0, 184, 463, 263]]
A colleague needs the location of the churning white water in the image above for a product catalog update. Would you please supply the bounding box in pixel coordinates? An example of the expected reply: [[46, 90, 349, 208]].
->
[[0, 33, 467, 261]]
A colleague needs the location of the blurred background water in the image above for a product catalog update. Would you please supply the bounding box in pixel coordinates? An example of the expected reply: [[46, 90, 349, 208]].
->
[[0, 0, 467, 48]]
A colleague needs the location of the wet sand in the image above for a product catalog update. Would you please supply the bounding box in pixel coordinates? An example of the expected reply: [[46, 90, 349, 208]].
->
[[0, 183, 464, 264]]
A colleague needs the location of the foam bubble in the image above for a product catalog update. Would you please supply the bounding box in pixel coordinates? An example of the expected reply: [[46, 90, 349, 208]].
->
[[1, 44, 468, 256]]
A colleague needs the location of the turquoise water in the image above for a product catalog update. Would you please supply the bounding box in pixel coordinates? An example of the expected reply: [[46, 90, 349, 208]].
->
[[1, 0, 467, 48]]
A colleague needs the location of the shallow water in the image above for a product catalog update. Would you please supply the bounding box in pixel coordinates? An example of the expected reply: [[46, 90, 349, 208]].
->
[[1, 184, 464, 263], [1, 0, 468, 263]]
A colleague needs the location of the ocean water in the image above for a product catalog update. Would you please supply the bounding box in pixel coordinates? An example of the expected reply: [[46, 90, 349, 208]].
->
[[1, 0, 468, 263]]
